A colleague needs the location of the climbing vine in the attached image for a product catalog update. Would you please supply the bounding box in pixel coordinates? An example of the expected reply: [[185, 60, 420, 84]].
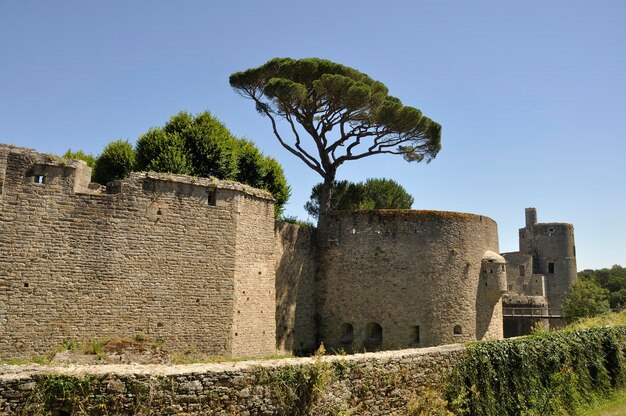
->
[[446, 326, 626, 415]]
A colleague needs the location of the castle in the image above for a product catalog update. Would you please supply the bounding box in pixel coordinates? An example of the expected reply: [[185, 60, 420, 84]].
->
[[0, 144, 576, 359]]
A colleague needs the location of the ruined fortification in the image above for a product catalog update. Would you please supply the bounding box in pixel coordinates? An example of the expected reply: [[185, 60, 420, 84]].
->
[[0, 144, 576, 359], [501, 207, 577, 335], [0, 144, 276, 359]]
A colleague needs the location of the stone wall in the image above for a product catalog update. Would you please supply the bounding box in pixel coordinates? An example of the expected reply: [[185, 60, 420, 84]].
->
[[274, 223, 317, 355], [527, 223, 577, 308], [317, 210, 503, 352], [0, 344, 465, 415], [0, 147, 276, 359]]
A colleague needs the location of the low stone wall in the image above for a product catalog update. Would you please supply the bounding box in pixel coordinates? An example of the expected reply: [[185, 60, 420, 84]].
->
[[0, 344, 464, 415]]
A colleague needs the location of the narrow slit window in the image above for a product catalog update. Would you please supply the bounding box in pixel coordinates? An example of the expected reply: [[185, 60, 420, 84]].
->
[[519, 265, 526, 277], [34, 175, 45, 184], [411, 326, 420, 345], [207, 190, 217, 206], [548, 262, 555, 274]]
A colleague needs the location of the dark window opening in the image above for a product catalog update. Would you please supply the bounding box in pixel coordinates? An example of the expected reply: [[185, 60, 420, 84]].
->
[[34, 175, 45, 184], [364, 322, 383, 350], [573, 245, 576, 256], [339, 323, 354, 346], [453, 325, 462, 335], [548, 262, 555, 274], [24, 282, 29, 288], [519, 265, 526, 277], [411, 326, 420, 345], [207, 189, 217, 206]]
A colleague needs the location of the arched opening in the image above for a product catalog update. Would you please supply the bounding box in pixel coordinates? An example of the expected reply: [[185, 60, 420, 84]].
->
[[453, 325, 462, 335], [339, 323, 354, 346], [364, 322, 383, 351]]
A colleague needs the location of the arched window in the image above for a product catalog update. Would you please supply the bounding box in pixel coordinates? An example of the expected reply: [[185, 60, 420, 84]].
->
[[339, 323, 354, 346], [364, 322, 383, 350], [453, 325, 462, 335]]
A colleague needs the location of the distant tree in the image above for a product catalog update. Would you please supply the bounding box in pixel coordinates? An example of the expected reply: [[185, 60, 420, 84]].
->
[[562, 279, 611, 323], [135, 111, 290, 216], [230, 57, 441, 227], [578, 265, 626, 309], [63, 149, 96, 168], [92, 140, 135, 185], [304, 178, 414, 220]]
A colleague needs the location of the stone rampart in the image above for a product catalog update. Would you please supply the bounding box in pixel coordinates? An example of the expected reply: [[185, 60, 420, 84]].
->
[[0, 146, 276, 359], [0, 344, 464, 415]]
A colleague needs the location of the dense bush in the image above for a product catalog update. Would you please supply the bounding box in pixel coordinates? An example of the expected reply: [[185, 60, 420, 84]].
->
[[92, 140, 135, 185], [135, 111, 290, 216], [446, 326, 626, 415]]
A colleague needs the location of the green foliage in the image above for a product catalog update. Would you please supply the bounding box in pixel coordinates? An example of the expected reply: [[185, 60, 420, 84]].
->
[[135, 127, 192, 175], [406, 387, 454, 416], [566, 310, 626, 331], [278, 215, 315, 228], [22, 374, 156, 415], [446, 326, 626, 416], [260, 156, 291, 217], [136, 111, 237, 179], [92, 139, 135, 185], [304, 178, 414, 219], [562, 279, 611, 323], [135, 111, 290, 216], [230, 57, 440, 219], [255, 345, 334, 416], [579, 265, 626, 309], [62, 149, 96, 168]]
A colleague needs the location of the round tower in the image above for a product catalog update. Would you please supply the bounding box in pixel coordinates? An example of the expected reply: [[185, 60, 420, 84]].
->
[[317, 210, 504, 352]]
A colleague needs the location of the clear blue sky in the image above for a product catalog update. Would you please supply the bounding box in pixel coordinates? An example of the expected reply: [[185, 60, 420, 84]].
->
[[1, 1, 624, 270]]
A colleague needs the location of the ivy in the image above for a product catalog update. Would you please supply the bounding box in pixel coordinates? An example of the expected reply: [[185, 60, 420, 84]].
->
[[446, 326, 626, 415]]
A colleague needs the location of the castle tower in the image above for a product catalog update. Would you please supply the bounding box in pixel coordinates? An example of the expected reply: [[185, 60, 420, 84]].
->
[[518, 207, 577, 310]]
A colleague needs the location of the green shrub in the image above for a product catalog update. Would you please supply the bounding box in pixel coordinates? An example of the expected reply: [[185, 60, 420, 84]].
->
[[446, 326, 626, 416], [92, 139, 135, 184]]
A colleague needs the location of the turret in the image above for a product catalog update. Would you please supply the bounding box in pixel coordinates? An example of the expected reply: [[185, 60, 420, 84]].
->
[[481, 251, 507, 301]]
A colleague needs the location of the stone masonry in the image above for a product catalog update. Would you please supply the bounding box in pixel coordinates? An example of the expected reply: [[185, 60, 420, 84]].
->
[[1, 142, 579, 360], [0, 343, 465, 415], [0, 145, 275, 359]]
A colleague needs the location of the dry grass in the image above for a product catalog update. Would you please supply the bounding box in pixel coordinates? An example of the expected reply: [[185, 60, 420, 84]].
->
[[565, 310, 626, 331]]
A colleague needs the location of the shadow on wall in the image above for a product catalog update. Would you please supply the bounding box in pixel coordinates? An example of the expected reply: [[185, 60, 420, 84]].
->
[[275, 223, 318, 355]]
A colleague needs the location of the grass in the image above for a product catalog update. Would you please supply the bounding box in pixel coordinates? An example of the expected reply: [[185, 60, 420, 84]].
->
[[579, 388, 626, 416], [565, 310, 626, 330]]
